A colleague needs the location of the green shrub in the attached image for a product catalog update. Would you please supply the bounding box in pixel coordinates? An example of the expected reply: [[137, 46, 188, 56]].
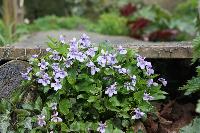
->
[[94, 13, 129, 36]]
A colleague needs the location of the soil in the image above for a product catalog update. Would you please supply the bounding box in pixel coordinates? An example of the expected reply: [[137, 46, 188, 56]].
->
[[136, 99, 197, 133]]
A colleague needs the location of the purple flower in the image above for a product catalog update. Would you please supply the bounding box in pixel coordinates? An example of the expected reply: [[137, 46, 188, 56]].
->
[[97, 50, 108, 67], [107, 54, 118, 66], [143, 92, 154, 101], [27, 67, 32, 73], [76, 52, 87, 62], [32, 54, 38, 58], [131, 75, 137, 86], [105, 82, 117, 97], [79, 33, 91, 48], [69, 37, 78, 48], [64, 58, 73, 68], [124, 82, 135, 91], [21, 67, 32, 80], [136, 55, 146, 69], [51, 112, 62, 123], [86, 61, 100, 75], [51, 103, 57, 110], [132, 108, 145, 119], [38, 59, 49, 70], [158, 78, 167, 86], [46, 48, 52, 52], [54, 69, 67, 79], [51, 80, 62, 91], [38, 73, 51, 86], [118, 45, 127, 55], [147, 79, 158, 87], [49, 50, 61, 61], [37, 114, 46, 127], [52, 63, 60, 71], [146, 67, 154, 76], [97, 122, 106, 133], [91, 67, 100, 75], [59, 35, 66, 44], [86, 61, 95, 67], [21, 72, 31, 80], [86, 47, 98, 57], [118, 68, 129, 74]]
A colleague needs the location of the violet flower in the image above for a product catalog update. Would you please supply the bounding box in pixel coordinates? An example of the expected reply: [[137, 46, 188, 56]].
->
[[107, 53, 118, 66], [97, 50, 108, 67], [105, 82, 117, 97], [147, 79, 158, 87], [79, 33, 91, 48], [38, 59, 49, 70], [38, 73, 51, 86], [118, 68, 129, 74], [54, 69, 67, 79], [46, 48, 52, 52], [86, 47, 98, 57], [143, 92, 154, 101], [51, 79, 62, 91], [118, 45, 127, 55], [32, 54, 38, 58], [49, 50, 61, 61], [131, 75, 137, 86], [136, 55, 146, 69], [64, 58, 73, 68], [51, 103, 58, 110], [158, 78, 167, 86], [37, 114, 46, 127], [59, 35, 66, 44], [132, 108, 145, 119], [124, 82, 135, 91], [51, 112, 62, 123], [21, 72, 31, 80], [86, 61, 100, 75], [97, 122, 106, 133]]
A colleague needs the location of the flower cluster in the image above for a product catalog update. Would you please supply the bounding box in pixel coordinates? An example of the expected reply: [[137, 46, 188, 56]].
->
[[20, 33, 167, 132]]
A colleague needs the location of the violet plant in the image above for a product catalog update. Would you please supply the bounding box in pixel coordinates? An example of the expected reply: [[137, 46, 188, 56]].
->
[[0, 34, 167, 132]]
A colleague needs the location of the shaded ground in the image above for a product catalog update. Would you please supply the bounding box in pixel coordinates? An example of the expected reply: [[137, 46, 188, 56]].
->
[[146, 100, 195, 133]]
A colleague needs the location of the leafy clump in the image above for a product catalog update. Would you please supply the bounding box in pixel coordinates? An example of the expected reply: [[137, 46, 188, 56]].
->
[[0, 34, 167, 132], [179, 117, 200, 133]]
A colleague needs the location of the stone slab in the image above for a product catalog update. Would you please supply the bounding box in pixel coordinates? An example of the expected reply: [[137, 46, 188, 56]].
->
[[0, 30, 193, 60], [0, 60, 29, 98]]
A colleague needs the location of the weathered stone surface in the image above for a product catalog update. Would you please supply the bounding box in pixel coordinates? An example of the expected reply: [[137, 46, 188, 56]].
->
[[0, 30, 193, 60], [0, 60, 29, 98]]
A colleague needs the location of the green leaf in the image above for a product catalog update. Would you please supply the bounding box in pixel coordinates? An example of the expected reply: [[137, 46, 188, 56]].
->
[[59, 99, 72, 115], [109, 97, 121, 107], [87, 96, 98, 103], [67, 69, 77, 85], [113, 128, 124, 133], [34, 96, 42, 111], [179, 117, 200, 133], [22, 103, 33, 110], [10, 89, 24, 105], [196, 100, 200, 113], [24, 117, 32, 130], [41, 107, 51, 120], [61, 123, 69, 132], [0, 110, 10, 133], [15, 109, 30, 117]]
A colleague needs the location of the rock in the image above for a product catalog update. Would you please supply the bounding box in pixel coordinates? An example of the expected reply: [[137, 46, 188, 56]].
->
[[0, 60, 29, 98], [3, 30, 192, 60]]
